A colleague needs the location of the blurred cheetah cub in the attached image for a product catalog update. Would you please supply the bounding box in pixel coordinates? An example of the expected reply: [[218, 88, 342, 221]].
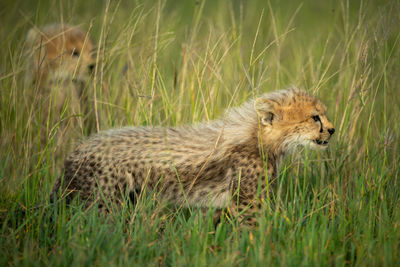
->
[[27, 24, 95, 145], [52, 89, 335, 226]]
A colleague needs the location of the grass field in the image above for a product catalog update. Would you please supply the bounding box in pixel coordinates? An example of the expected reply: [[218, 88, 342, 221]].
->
[[1, 0, 399, 265]]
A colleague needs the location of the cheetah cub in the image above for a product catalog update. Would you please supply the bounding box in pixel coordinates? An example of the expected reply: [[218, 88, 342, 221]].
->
[[51, 89, 335, 226], [26, 24, 95, 146]]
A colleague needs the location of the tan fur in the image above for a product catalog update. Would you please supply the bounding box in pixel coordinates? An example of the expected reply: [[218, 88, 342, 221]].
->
[[26, 24, 95, 147], [51, 89, 335, 226]]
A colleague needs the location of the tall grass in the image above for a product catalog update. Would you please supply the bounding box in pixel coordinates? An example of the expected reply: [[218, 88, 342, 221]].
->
[[1, 0, 399, 265]]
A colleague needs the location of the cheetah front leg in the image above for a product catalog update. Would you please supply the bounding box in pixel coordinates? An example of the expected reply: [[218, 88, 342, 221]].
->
[[228, 191, 261, 228], [228, 171, 271, 228]]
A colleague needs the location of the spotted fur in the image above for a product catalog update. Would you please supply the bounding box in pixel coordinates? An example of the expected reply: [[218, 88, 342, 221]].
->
[[51, 89, 335, 226]]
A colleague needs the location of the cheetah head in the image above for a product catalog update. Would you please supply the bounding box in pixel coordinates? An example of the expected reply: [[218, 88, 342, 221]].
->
[[255, 89, 335, 152], [27, 24, 95, 84]]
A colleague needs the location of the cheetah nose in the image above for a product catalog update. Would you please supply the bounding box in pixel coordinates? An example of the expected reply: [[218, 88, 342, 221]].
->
[[328, 128, 335, 135]]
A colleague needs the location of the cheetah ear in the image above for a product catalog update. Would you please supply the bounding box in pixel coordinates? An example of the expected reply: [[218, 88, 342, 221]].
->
[[254, 98, 278, 126]]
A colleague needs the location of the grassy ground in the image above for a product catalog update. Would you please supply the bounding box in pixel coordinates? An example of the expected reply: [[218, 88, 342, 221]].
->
[[1, 0, 399, 265]]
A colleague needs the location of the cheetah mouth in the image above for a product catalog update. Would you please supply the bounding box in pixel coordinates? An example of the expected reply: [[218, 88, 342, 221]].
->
[[313, 139, 329, 146]]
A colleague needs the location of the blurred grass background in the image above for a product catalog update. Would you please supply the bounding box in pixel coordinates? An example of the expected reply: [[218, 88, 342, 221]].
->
[[0, 0, 399, 265]]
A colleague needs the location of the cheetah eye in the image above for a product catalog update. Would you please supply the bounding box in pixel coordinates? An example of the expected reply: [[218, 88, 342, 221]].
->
[[312, 115, 320, 122], [72, 50, 80, 57]]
